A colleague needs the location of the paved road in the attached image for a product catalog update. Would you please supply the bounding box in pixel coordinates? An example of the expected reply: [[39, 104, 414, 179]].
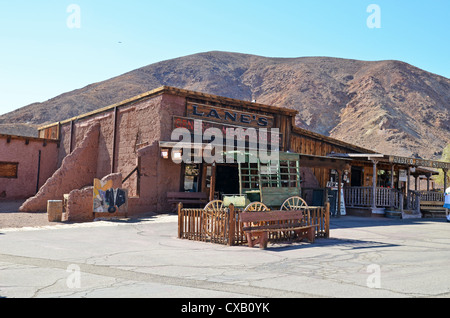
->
[[0, 214, 449, 300]]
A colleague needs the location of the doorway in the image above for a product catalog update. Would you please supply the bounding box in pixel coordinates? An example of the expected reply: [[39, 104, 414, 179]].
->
[[215, 164, 240, 198], [351, 166, 363, 187]]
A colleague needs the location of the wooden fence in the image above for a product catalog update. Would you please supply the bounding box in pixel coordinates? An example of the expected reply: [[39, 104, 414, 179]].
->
[[177, 203, 330, 246]]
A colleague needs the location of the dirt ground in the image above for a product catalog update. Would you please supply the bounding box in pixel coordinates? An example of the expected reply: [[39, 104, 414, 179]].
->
[[0, 200, 60, 229]]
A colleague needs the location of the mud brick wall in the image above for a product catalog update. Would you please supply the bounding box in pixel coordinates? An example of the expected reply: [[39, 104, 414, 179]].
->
[[20, 123, 100, 212], [53, 92, 186, 215], [0, 136, 58, 200]]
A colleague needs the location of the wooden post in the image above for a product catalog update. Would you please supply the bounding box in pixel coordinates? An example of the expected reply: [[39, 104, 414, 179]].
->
[[337, 170, 342, 217], [325, 202, 330, 238], [69, 120, 74, 154], [177, 203, 183, 239], [444, 169, 448, 193], [390, 164, 395, 208], [228, 204, 235, 246], [407, 166, 411, 210], [372, 160, 378, 209], [426, 173, 431, 191], [209, 164, 216, 201], [111, 106, 118, 174], [35, 150, 41, 194]]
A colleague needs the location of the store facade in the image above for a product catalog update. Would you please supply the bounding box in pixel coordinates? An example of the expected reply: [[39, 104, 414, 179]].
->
[[16, 86, 448, 220]]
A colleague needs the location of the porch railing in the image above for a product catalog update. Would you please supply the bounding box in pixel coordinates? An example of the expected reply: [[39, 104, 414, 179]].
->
[[344, 187, 403, 210], [344, 187, 444, 212], [177, 203, 330, 246], [415, 191, 444, 202]]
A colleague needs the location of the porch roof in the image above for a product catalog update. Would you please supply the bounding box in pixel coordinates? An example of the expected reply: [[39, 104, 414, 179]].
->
[[328, 152, 449, 173]]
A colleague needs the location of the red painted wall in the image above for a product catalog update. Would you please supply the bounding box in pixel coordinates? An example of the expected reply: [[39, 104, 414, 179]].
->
[[0, 136, 58, 200]]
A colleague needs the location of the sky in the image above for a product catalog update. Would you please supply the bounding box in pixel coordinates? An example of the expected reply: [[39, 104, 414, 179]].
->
[[0, 0, 449, 116]]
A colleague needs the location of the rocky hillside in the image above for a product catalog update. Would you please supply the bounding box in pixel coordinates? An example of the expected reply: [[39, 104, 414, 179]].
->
[[1, 51, 449, 159]]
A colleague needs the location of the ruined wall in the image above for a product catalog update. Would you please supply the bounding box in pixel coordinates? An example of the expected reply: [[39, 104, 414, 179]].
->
[[20, 124, 100, 212], [0, 136, 58, 200]]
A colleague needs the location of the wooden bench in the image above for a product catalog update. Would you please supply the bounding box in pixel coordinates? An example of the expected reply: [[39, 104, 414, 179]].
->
[[240, 210, 318, 249], [420, 200, 446, 218], [167, 192, 208, 211]]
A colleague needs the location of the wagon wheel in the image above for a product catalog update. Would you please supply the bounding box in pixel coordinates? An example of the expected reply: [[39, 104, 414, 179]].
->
[[203, 200, 224, 236], [280, 196, 310, 229], [244, 201, 270, 212], [280, 196, 308, 210], [204, 200, 224, 212], [280, 196, 310, 235]]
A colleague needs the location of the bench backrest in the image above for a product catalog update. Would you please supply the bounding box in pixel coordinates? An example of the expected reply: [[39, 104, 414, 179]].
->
[[167, 192, 208, 199], [240, 210, 304, 224]]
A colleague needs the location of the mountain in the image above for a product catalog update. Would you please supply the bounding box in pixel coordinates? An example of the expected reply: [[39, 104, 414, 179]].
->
[[1, 51, 449, 159]]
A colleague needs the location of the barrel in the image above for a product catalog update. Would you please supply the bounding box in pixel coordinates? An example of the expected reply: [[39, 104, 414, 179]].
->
[[47, 200, 63, 222]]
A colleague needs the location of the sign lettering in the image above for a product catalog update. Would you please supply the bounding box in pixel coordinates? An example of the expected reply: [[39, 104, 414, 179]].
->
[[389, 156, 450, 170], [187, 103, 274, 128], [173, 116, 282, 146]]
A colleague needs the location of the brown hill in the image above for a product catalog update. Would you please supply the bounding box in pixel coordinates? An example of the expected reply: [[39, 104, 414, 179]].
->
[[1, 51, 449, 159]]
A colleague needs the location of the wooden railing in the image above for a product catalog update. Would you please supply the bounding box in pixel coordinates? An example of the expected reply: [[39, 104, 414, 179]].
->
[[344, 187, 373, 207], [408, 190, 443, 213], [344, 187, 403, 209], [177, 203, 330, 246], [344, 187, 444, 213], [415, 191, 444, 202]]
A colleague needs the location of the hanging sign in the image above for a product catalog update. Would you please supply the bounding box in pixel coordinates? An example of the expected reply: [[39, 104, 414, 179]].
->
[[399, 170, 407, 182]]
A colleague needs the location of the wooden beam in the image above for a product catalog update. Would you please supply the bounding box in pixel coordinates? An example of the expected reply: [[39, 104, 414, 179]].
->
[[372, 160, 378, 209]]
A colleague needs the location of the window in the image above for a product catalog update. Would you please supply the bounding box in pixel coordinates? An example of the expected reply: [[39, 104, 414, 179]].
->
[[0, 162, 18, 178], [260, 160, 300, 188], [239, 162, 260, 190], [238, 157, 301, 190], [184, 164, 200, 192]]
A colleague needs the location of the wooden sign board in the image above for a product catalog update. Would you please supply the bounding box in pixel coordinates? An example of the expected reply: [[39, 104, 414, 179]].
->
[[173, 116, 282, 147], [389, 155, 450, 170], [186, 103, 274, 128], [0, 162, 18, 178]]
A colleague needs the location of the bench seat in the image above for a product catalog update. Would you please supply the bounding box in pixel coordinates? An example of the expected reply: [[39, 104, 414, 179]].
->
[[420, 200, 447, 218], [167, 192, 208, 211], [240, 210, 318, 249]]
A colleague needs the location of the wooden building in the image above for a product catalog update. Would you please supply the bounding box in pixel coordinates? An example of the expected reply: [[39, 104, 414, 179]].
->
[[17, 86, 448, 220]]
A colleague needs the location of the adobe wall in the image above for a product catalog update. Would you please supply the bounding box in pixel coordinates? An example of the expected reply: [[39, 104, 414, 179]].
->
[[20, 123, 100, 212], [0, 136, 58, 200], [54, 93, 186, 215], [127, 93, 186, 214]]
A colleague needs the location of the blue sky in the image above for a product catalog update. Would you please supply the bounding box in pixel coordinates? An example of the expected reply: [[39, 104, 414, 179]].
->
[[0, 0, 449, 116]]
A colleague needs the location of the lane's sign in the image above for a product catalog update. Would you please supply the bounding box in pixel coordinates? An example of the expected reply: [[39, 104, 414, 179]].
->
[[173, 116, 282, 146], [186, 103, 274, 128]]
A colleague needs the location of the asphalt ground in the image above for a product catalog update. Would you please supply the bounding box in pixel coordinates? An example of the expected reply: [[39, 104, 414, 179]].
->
[[0, 213, 448, 309]]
